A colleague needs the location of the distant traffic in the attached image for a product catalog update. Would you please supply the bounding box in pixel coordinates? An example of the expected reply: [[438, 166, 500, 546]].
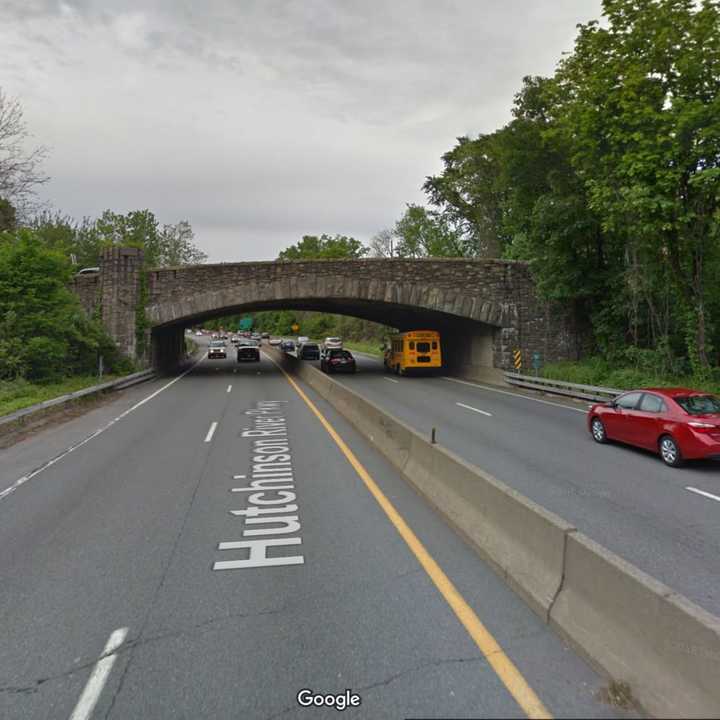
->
[[190, 326, 720, 469]]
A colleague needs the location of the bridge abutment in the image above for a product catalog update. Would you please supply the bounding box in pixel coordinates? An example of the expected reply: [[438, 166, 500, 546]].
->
[[99, 247, 143, 362], [151, 326, 186, 372]]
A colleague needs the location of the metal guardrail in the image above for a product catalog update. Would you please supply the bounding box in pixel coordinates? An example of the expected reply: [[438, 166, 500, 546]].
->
[[0, 369, 156, 429], [503, 371, 622, 403]]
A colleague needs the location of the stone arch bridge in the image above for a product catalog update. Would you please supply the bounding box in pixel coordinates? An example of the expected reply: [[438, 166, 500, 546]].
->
[[71, 247, 583, 381]]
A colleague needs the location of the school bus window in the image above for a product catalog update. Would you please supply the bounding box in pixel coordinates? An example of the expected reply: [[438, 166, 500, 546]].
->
[[417, 342, 430, 353], [409, 341, 415, 350], [432, 341, 437, 349]]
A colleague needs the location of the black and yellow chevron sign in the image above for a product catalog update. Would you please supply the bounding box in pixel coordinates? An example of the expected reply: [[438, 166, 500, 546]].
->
[[513, 349, 522, 370]]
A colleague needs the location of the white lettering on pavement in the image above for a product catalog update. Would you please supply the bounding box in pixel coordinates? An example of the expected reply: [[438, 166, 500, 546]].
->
[[213, 400, 305, 570]]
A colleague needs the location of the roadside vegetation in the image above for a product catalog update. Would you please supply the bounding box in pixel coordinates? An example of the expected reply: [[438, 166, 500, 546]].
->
[[369, 0, 720, 389], [0, 374, 121, 416], [542, 356, 720, 395], [342, 340, 384, 358], [184, 337, 199, 357], [0, 89, 209, 416]]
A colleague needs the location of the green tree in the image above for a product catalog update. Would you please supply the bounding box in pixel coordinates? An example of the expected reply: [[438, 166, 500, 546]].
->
[[0, 197, 16, 231], [423, 134, 507, 257], [392, 204, 465, 258], [278, 234, 367, 260], [96, 210, 207, 268], [158, 221, 208, 266], [554, 0, 720, 370], [31, 212, 105, 268], [0, 229, 125, 381], [96, 209, 161, 265]]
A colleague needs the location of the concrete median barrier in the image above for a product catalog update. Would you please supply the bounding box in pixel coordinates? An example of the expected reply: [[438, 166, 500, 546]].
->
[[550, 532, 720, 718], [274, 349, 720, 717], [403, 432, 573, 619], [278, 350, 571, 619]]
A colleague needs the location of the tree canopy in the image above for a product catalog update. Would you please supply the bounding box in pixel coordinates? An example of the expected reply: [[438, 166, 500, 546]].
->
[[0, 230, 129, 381], [28, 209, 207, 269], [402, 0, 720, 374], [277, 234, 367, 260]]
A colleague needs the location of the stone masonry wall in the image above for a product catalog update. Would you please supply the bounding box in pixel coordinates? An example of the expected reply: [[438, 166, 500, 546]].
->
[[69, 274, 100, 317], [145, 258, 581, 370], [100, 247, 143, 360], [69, 254, 581, 370]]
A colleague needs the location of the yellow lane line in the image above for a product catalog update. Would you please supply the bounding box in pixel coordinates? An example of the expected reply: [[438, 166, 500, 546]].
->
[[268, 355, 552, 720]]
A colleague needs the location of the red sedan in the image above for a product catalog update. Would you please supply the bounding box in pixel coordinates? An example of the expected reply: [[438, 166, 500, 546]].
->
[[588, 388, 720, 467]]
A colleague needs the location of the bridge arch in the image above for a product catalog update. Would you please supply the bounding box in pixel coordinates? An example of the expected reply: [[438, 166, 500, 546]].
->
[[71, 250, 582, 381], [147, 272, 513, 330]]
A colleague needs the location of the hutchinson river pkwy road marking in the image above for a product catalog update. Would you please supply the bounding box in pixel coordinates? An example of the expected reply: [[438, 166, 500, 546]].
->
[[264, 353, 551, 719], [68, 627, 128, 720], [0, 355, 206, 503], [214, 399, 305, 570]]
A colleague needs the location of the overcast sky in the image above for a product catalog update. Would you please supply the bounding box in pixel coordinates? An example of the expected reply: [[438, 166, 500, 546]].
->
[[3, 0, 603, 261]]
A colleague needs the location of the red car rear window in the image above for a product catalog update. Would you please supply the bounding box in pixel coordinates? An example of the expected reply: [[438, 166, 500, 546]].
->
[[675, 395, 720, 415]]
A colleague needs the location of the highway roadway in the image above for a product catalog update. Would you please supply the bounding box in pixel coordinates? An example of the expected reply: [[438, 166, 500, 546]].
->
[[0, 341, 635, 720], [320, 351, 720, 617]]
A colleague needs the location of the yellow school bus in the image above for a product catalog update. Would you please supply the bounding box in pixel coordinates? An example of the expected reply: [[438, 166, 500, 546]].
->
[[383, 330, 442, 375]]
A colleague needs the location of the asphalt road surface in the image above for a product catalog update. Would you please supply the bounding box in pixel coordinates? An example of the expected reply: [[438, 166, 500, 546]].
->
[[319, 350, 720, 617], [0, 342, 637, 719]]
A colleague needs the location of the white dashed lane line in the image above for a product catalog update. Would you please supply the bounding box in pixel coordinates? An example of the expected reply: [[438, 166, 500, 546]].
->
[[442, 376, 588, 414], [456, 402, 493, 417], [383, 377, 399, 384], [204, 421, 219, 443], [227, 385, 232, 393], [69, 627, 128, 720], [0, 356, 205, 503], [686, 486, 720, 504]]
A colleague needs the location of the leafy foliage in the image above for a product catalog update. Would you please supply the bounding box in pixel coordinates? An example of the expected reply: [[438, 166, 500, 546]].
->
[[0, 229, 130, 382], [28, 209, 207, 270], [278, 234, 367, 260], [96, 210, 208, 268], [0, 197, 16, 231], [392, 205, 466, 258], [404, 0, 720, 378]]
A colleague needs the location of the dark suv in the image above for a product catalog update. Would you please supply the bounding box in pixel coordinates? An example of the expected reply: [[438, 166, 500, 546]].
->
[[237, 340, 260, 362], [299, 343, 320, 360]]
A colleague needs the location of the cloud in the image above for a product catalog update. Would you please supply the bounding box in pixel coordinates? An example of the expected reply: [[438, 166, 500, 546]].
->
[[2, 0, 603, 261]]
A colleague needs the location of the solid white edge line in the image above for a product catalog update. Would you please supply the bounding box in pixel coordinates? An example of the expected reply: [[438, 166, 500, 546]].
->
[[456, 402, 493, 417], [68, 627, 128, 720], [205, 421, 219, 443], [686, 486, 720, 503], [442, 376, 588, 414], [0, 354, 207, 503]]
